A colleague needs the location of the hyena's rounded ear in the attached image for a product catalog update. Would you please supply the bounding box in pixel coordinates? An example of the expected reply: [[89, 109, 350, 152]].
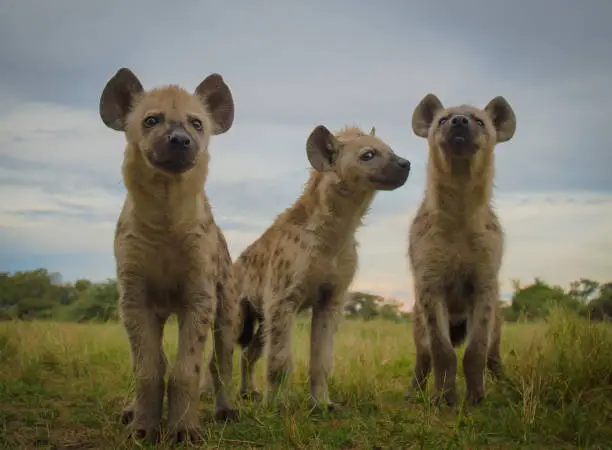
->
[[484, 96, 516, 143], [306, 125, 339, 172], [195, 74, 235, 135], [412, 93, 444, 139], [99, 68, 144, 132]]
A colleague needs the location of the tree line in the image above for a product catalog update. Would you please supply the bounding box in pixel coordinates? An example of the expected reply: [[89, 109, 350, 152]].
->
[[0, 269, 610, 323]]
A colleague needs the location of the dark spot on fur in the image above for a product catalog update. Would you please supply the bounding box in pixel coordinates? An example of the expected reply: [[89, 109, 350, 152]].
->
[[293, 235, 300, 243], [195, 364, 200, 374], [198, 335, 205, 343], [190, 346, 195, 354], [479, 316, 489, 327]]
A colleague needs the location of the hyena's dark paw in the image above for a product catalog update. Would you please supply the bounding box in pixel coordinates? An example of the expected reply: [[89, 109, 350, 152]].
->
[[432, 388, 457, 407], [215, 407, 240, 422], [172, 426, 204, 444], [466, 386, 485, 405], [127, 421, 161, 444]]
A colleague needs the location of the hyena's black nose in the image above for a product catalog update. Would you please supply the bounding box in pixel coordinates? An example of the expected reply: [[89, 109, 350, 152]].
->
[[451, 115, 469, 128], [397, 157, 411, 169], [167, 130, 191, 149]]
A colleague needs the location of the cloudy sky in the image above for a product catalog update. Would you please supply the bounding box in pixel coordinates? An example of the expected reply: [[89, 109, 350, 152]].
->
[[1, 0, 611, 309]]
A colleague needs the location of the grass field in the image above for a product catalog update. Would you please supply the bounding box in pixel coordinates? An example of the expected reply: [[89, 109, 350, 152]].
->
[[0, 309, 611, 449]]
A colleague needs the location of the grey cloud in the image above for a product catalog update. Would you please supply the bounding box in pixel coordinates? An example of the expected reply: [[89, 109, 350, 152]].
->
[[1, 0, 611, 216], [0, 155, 125, 195], [3, 0, 611, 117]]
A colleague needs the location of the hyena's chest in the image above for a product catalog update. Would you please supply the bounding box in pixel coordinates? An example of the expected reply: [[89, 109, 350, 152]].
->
[[274, 237, 357, 310], [437, 234, 500, 316], [136, 231, 215, 287]]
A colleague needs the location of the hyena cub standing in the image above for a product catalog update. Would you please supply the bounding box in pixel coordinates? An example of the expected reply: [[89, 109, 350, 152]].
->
[[236, 125, 411, 410], [407, 93, 516, 406], [99, 68, 239, 443]]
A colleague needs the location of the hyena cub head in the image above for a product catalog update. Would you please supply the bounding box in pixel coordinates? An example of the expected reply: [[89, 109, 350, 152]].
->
[[411, 93, 516, 176], [99, 68, 234, 180], [306, 125, 411, 192]]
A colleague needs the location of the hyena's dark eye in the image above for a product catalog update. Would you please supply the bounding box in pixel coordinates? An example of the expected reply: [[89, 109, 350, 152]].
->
[[360, 150, 375, 162], [190, 118, 203, 131], [143, 115, 161, 128], [438, 117, 448, 126], [475, 118, 485, 127]]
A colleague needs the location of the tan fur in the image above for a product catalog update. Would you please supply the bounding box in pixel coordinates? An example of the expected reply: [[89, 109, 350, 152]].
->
[[407, 93, 516, 406], [232, 124, 411, 411], [99, 68, 239, 444]]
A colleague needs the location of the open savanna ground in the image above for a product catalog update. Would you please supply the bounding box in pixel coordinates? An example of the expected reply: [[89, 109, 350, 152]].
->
[[0, 309, 611, 449]]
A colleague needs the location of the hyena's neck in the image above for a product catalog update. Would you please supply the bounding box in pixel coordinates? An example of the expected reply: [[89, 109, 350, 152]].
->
[[123, 151, 209, 228], [424, 154, 494, 224], [296, 171, 375, 249]]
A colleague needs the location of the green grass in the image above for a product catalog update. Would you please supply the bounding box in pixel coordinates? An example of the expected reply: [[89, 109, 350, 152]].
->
[[0, 309, 611, 449]]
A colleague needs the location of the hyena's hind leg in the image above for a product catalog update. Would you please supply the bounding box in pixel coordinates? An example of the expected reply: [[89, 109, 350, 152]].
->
[[265, 295, 300, 410], [486, 307, 503, 379], [208, 281, 240, 422], [237, 298, 265, 401], [240, 325, 265, 400]]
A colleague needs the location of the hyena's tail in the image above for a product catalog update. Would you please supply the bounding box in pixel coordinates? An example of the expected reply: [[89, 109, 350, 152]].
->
[[237, 299, 258, 348]]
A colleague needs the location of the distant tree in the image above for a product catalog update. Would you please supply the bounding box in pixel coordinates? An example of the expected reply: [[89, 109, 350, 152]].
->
[[584, 282, 612, 321], [74, 279, 92, 293], [68, 279, 118, 322], [510, 278, 581, 320], [344, 291, 406, 322], [568, 278, 600, 304]]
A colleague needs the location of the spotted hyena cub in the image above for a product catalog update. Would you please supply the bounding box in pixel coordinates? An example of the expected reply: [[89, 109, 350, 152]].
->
[[235, 125, 410, 411], [99, 68, 239, 444], [406, 93, 516, 406]]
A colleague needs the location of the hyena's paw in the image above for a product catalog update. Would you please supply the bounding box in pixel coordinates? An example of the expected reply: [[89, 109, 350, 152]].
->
[[126, 416, 162, 444], [431, 388, 457, 407], [121, 399, 162, 443], [170, 425, 204, 444], [404, 384, 429, 403], [466, 385, 485, 405], [215, 406, 240, 422]]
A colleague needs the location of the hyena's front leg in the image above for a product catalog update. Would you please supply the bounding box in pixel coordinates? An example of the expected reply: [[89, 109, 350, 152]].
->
[[119, 277, 167, 443], [121, 346, 168, 425], [463, 285, 497, 405], [309, 284, 343, 411], [421, 289, 457, 406], [208, 282, 240, 422], [167, 284, 215, 443]]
